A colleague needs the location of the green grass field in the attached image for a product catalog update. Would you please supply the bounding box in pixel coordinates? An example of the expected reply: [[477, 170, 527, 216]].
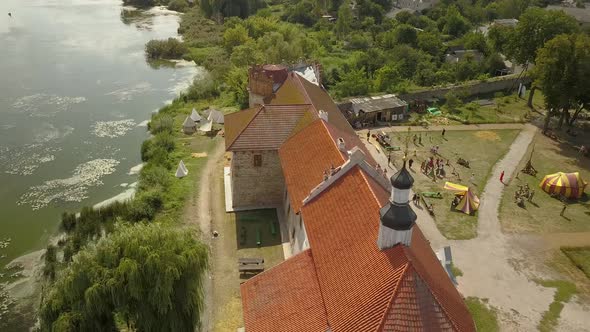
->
[[211, 207, 284, 332], [465, 297, 499, 332], [386, 129, 520, 239], [499, 132, 590, 234], [561, 247, 590, 279]]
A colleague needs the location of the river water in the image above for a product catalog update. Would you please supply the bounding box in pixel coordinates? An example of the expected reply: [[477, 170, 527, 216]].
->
[[0, 0, 201, 270]]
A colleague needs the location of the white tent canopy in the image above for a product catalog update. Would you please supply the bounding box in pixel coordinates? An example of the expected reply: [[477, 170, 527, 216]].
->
[[190, 108, 202, 122], [199, 119, 213, 133], [175, 160, 188, 178], [204, 108, 224, 124]]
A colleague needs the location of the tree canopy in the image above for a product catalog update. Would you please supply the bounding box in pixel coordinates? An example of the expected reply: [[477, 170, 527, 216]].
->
[[507, 7, 579, 65], [40, 223, 208, 332], [534, 33, 590, 129]]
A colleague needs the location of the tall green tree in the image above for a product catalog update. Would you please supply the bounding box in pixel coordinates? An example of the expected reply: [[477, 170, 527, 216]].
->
[[335, 3, 353, 37], [40, 223, 208, 332], [534, 34, 590, 130], [508, 7, 579, 66]]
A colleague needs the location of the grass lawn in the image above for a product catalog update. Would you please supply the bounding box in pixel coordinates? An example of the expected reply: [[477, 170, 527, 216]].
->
[[211, 207, 284, 332], [534, 279, 578, 332], [465, 297, 499, 332], [561, 247, 590, 279], [499, 132, 590, 234], [394, 90, 545, 127], [385, 129, 520, 239]]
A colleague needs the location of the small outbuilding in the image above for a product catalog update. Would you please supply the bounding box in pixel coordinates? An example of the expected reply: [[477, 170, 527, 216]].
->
[[340, 94, 408, 128], [182, 116, 196, 134]]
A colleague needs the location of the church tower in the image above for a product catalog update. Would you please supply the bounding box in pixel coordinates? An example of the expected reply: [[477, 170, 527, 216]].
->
[[377, 161, 417, 250]]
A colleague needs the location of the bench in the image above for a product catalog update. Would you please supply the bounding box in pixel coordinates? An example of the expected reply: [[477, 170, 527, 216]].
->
[[238, 258, 264, 265]]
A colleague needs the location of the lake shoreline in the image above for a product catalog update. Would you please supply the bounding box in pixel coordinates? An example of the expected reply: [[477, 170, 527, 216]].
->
[[0, 2, 199, 329]]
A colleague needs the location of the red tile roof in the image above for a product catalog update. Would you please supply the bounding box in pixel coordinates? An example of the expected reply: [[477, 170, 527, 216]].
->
[[279, 118, 377, 213], [241, 166, 475, 332], [304, 167, 473, 331], [270, 73, 355, 136], [240, 250, 328, 332], [225, 104, 315, 151]]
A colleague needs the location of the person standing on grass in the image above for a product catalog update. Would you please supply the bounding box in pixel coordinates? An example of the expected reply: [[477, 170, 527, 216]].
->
[[442, 128, 446, 136], [367, 130, 371, 141], [500, 170, 505, 183]]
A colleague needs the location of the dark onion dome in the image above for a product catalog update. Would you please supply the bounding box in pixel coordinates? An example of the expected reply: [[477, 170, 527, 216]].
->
[[379, 203, 417, 231], [390, 164, 414, 189]]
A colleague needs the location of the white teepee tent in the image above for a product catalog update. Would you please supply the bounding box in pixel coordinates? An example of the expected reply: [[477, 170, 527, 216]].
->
[[205, 109, 224, 124], [190, 108, 202, 122], [199, 118, 213, 133], [182, 116, 196, 134], [175, 160, 188, 178]]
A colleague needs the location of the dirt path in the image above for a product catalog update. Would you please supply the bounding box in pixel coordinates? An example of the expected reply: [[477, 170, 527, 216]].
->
[[362, 124, 590, 331], [183, 140, 225, 332]]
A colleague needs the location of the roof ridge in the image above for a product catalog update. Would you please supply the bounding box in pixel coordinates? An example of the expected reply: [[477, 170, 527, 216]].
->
[[226, 106, 263, 151], [320, 119, 349, 161], [292, 73, 317, 112], [403, 248, 462, 332], [302, 145, 363, 207], [377, 262, 411, 331]]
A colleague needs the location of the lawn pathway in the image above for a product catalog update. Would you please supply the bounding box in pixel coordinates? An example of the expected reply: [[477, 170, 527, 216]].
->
[[182, 140, 225, 332]]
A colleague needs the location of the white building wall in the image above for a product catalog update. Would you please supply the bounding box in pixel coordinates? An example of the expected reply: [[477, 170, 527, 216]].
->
[[283, 190, 310, 255]]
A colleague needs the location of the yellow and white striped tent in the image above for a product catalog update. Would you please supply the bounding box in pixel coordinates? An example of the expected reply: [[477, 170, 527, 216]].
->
[[456, 188, 480, 215], [539, 172, 587, 199]]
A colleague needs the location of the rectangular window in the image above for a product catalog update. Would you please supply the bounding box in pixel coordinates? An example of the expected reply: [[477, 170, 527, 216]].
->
[[253, 154, 262, 167]]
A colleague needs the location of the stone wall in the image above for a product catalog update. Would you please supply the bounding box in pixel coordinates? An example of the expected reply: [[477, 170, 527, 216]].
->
[[231, 150, 285, 208], [398, 76, 532, 102]]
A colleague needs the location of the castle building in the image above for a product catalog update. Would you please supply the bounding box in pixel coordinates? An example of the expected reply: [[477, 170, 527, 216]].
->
[[224, 64, 475, 331]]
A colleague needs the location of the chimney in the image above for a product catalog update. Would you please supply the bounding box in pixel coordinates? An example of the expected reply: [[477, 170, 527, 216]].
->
[[319, 110, 328, 122], [337, 138, 346, 152], [377, 162, 417, 250]]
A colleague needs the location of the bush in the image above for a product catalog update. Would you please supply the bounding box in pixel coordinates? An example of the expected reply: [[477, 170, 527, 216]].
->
[[185, 77, 219, 101], [128, 190, 164, 221], [139, 165, 171, 192], [149, 114, 174, 134], [145, 38, 188, 59], [154, 132, 176, 153], [167, 0, 188, 12], [61, 212, 77, 233]]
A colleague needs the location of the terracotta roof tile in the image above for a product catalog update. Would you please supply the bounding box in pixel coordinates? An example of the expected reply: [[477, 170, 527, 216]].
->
[[279, 120, 347, 213], [224, 107, 259, 150], [279, 118, 377, 214], [240, 250, 327, 332], [270, 73, 355, 136], [298, 167, 475, 331], [225, 105, 315, 151]]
